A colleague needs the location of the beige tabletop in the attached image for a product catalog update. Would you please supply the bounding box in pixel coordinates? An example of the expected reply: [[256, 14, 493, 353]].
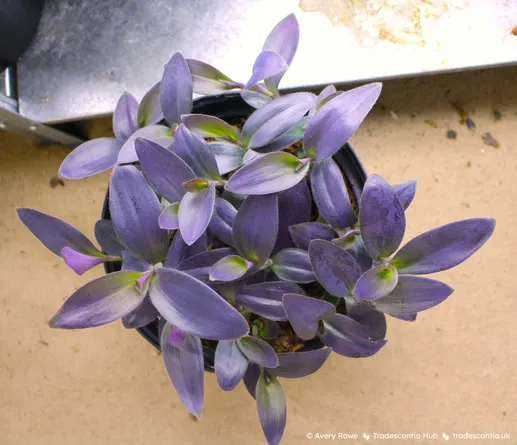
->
[[1, 66, 516, 445]]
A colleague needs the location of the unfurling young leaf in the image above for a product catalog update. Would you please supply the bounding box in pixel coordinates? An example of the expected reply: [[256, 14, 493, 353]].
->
[[187, 59, 243, 95], [209, 255, 253, 282], [353, 263, 399, 301], [182, 114, 239, 143]]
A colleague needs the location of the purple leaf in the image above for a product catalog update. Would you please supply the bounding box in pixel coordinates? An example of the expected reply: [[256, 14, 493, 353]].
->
[[61, 247, 117, 275], [240, 90, 273, 109], [274, 179, 311, 252], [176, 247, 235, 282], [311, 157, 357, 229], [320, 313, 387, 358], [241, 93, 315, 149], [165, 231, 207, 269], [243, 148, 266, 164], [49, 271, 144, 329], [94, 220, 123, 256], [121, 250, 151, 272], [304, 83, 382, 161], [173, 124, 220, 179], [353, 264, 399, 301], [209, 255, 253, 282], [109, 165, 169, 263], [270, 348, 331, 379], [187, 59, 243, 95], [118, 125, 173, 164], [335, 233, 373, 274], [282, 293, 335, 340], [59, 138, 122, 179], [389, 312, 417, 322], [208, 142, 245, 174], [246, 50, 288, 90], [168, 326, 187, 349], [392, 180, 417, 210], [289, 223, 337, 251], [373, 275, 454, 316], [309, 85, 337, 117], [215, 340, 249, 391], [178, 183, 216, 246], [344, 296, 386, 341], [160, 323, 204, 417], [208, 198, 237, 246], [182, 114, 239, 143], [256, 117, 307, 154], [256, 370, 287, 445], [113, 92, 139, 140], [158, 202, 180, 230], [359, 174, 406, 260], [122, 296, 159, 329], [160, 53, 193, 126], [136, 137, 195, 203], [236, 281, 304, 321], [137, 82, 163, 127], [272, 249, 316, 283], [225, 152, 310, 195], [17, 208, 99, 257], [150, 268, 249, 340], [233, 194, 278, 265], [237, 336, 278, 368], [309, 239, 362, 297], [244, 363, 261, 399], [391, 218, 496, 274]]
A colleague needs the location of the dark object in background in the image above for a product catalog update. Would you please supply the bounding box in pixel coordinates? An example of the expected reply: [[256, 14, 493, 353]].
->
[[0, 0, 45, 71]]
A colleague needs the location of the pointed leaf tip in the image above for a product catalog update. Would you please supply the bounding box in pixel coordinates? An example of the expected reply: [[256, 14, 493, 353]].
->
[[256, 371, 286, 445]]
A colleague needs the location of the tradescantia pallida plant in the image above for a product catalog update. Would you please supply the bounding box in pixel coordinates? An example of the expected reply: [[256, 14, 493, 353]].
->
[[17, 14, 495, 445]]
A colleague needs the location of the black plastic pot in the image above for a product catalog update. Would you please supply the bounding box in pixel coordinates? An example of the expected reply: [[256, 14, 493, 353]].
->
[[103, 92, 367, 372]]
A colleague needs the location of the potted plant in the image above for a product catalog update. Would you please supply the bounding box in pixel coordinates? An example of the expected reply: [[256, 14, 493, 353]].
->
[[17, 14, 495, 445]]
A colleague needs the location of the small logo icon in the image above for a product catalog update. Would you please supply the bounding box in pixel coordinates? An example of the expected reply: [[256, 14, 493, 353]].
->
[[363, 433, 370, 441], [306, 433, 313, 439], [442, 433, 450, 440]]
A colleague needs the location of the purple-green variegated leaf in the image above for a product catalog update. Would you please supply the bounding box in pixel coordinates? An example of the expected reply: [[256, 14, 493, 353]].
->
[[246, 50, 288, 91], [49, 271, 144, 329], [158, 202, 180, 230], [259, 319, 281, 339], [94, 220, 123, 256], [173, 124, 220, 179], [121, 250, 151, 272], [160, 53, 193, 126], [360, 174, 406, 261], [391, 218, 496, 275], [225, 152, 310, 195], [271, 348, 331, 379], [160, 323, 204, 417], [240, 89, 273, 109], [183, 178, 210, 193], [274, 179, 311, 252], [256, 370, 287, 445], [392, 180, 417, 210], [137, 82, 163, 127], [373, 275, 454, 316], [237, 336, 278, 368], [344, 296, 386, 341], [17, 208, 99, 257], [113, 92, 139, 140], [304, 83, 382, 161], [233, 194, 278, 265], [165, 231, 207, 269], [215, 340, 249, 391], [150, 268, 249, 340], [187, 59, 243, 95], [241, 92, 315, 149], [309, 239, 361, 297], [309, 85, 337, 117], [236, 281, 304, 321], [183, 114, 239, 143], [256, 117, 307, 154], [311, 157, 357, 229], [272, 248, 316, 283], [282, 293, 335, 340], [314, 91, 343, 112], [59, 138, 122, 179], [61, 247, 117, 275], [289, 223, 337, 251], [122, 296, 159, 329], [118, 125, 173, 164], [320, 313, 387, 358], [244, 363, 261, 399], [176, 247, 235, 282], [110, 165, 168, 263], [353, 263, 399, 301], [208, 198, 237, 246], [178, 183, 216, 246], [136, 137, 195, 203], [209, 255, 253, 282], [208, 142, 245, 174]]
